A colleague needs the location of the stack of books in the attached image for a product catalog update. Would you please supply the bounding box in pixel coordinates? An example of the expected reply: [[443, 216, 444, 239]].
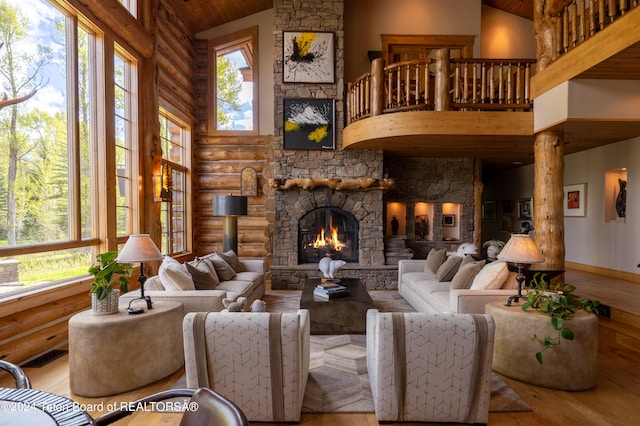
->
[[313, 282, 348, 299]]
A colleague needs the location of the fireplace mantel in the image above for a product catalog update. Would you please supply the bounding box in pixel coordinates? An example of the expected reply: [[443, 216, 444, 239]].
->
[[269, 177, 395, 191]]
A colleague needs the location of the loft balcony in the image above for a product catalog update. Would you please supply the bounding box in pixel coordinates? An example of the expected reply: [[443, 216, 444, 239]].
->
[[344, 0, 640, 171]]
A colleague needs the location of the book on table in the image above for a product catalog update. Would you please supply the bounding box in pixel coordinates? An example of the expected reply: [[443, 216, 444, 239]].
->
[[313, 285, 348, 299]]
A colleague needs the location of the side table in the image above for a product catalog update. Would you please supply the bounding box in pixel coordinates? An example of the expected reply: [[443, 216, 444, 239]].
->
[[485, 301, 598, 391], [69, 301, 184, 397]]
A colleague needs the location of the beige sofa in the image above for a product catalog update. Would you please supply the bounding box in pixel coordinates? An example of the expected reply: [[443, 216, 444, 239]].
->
[[120, 257, 265, 313], [398, 256, 517, 314]]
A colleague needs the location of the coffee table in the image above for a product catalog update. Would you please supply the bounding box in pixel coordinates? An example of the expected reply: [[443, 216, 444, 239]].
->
[[300, 278, 374, 334]]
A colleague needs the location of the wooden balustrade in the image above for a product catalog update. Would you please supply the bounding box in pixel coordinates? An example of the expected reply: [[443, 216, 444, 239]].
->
[[346, 57, 535, 125], [450, 59, 535, 111], [558, 0, 639, 56]]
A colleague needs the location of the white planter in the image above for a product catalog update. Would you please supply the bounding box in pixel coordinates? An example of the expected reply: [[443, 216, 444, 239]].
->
[[486, 245, 502, 260], [91, 289, 120, 315]]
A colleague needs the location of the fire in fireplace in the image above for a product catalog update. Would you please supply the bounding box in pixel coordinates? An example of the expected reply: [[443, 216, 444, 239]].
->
[[298, 207, 358, 263]]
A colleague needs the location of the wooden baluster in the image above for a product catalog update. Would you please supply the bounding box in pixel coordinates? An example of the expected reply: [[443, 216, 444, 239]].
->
[[489, 65, 495, 104], [346, 82, 352, 124], [562, 9, 569, 53], [571, 3, 578, 47], [516, 64, 522, 105], [396, 67, 401, 108], [424, 62, 430, 105], [524, 63, 531, 104], [454, 64, 461, 104], [405, 64, 410, 106], [588, 0, 595, 37], [414, 63, 419, 105], [578, 0, 586, 42], [608, 0, 615, 22], [471, 63, 478, 104], [599, 0, 605, 30], [619, 0, 627, 14], [498, 63, 504, 103], [365, 77, 370, 116], [481, 62, 487, 103]]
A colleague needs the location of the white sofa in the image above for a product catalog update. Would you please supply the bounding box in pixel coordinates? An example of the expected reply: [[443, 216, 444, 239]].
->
[[120, 258, 265, 313], [398, 257, 517, 314]]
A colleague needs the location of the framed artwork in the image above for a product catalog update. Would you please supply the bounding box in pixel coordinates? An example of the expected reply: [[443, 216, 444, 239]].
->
[[283, 31, 335, 83], [564, 183, 587, 217], [501, 216, 513, 232], [442, 214, 455, 227], [482, 201, 496, 222], [283, 99, 335, 149], [517, 198, 533, 220], [502, 200, 513, 214]]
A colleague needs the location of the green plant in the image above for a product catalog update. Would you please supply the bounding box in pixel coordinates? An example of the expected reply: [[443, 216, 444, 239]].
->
[[522, 273, 599, 364], [482, 239, 505, 248], [88, 251, 133, 301]]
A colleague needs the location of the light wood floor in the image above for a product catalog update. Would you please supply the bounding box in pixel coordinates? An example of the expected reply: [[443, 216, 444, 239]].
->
[[2, 272, 640, 425]]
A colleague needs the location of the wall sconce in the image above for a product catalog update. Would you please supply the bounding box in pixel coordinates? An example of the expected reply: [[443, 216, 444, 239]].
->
[[154, 162, 173, 202]]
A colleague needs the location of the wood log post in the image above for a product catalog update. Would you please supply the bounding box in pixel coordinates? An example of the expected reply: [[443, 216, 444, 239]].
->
[[533, 131, 565, 270], [434, 48, 450, 111], [139, 0, 163, 250], [371, 58, 384, 116]]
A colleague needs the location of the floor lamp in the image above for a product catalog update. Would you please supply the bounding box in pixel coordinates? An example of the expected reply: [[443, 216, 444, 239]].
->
[[117, 234, 164, 312], [497, 233, 545, 306], [213, 195, 248, 254]]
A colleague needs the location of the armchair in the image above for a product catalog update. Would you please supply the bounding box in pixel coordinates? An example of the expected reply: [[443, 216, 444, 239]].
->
[[182, 310, 310, 422], [366, 309, 495, 424], [0, 360, 31, 389]]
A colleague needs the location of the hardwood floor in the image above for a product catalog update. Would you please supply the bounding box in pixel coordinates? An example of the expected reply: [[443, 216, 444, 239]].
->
[[2, 271, 640, 425]]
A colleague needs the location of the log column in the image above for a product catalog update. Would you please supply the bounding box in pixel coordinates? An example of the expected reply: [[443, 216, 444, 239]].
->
[[434, 48, 450, 111], [533, 131, 565, 269], [371, 58, 384, 116]]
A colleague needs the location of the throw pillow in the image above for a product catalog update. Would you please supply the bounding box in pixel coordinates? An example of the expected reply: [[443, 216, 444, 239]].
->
[[451, 260, 486, 289], [185, 259, 219, 290], [158, 256, 195, 291], [209, 253, 237, 281], [470, 260, 510, 290], [424, 248, 447, 274], [460, 254, 475, 267], [436, 255, 463, 282], [216, 250, 245, 272]]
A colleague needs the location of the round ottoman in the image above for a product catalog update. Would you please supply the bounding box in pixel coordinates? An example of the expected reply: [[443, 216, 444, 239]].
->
[[69, 301, 184, 397], [486, 301, 598, 391]]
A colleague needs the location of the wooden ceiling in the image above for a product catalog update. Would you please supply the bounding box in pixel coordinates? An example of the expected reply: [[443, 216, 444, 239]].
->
[[171, 1, 532, 35]]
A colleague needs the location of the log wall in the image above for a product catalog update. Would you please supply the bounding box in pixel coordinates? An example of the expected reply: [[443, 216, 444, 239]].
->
[[192, 40, 270, 260]]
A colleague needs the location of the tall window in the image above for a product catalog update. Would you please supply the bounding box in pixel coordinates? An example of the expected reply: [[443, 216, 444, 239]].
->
[[158, 110, 189, 255], [114, 49, 137, 237], [209, 27, 258, 134], [0, 0, 141, 297]]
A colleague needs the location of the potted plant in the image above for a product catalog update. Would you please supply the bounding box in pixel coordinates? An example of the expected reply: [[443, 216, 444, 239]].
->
[[522, 273, 599, 364], [482, 239, 505, 260], [88, 251, 133, 315]]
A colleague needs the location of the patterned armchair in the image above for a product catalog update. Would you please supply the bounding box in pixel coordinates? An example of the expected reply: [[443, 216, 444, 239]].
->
[[366, 309, 495, 424], [182, 310, 310, 422]]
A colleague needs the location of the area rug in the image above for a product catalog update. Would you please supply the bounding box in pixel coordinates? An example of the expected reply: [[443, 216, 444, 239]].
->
[[301, 334, 532, 413]]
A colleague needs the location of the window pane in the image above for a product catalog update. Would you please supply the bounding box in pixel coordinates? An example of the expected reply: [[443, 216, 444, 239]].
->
[[79, 26, 94, 240], [216, 48, 253, 131], [0, 0, 70, 246], [114, 50, 133, 237]]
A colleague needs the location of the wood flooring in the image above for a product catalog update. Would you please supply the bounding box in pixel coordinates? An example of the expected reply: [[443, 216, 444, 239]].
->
[[2, 271, 640, 425]]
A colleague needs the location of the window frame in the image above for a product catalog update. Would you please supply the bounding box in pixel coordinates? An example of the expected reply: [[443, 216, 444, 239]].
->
[[207, 26, 259, 136]]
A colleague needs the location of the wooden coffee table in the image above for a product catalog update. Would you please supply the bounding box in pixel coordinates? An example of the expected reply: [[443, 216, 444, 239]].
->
[[299, 278, 374, 334]]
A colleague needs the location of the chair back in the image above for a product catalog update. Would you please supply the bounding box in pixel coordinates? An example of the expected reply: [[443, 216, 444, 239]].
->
[[181, 387, 248, 426], [0, 360, 31, 389]]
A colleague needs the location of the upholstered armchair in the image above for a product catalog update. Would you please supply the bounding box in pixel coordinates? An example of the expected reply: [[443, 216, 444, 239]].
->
[[182, 310, 310, 422], [366, 309, 495, 424]]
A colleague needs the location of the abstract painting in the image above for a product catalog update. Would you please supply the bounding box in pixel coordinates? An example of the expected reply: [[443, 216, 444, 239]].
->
[[283, 99, 335, 149], [283, 31, 334, 83]]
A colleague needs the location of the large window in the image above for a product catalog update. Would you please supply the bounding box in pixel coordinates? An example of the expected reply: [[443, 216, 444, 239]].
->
[[208, 27, 258, 134], [0, 0, 141, 297], [158, 110, 190, 255]]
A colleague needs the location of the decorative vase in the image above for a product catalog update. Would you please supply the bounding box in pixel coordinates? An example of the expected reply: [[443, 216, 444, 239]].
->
[[91, 289, 120, 315], [486, 245, 502, 260]]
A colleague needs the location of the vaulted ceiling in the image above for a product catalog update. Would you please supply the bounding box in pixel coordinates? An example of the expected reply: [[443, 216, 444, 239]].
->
[[171, 1, 533, 35]]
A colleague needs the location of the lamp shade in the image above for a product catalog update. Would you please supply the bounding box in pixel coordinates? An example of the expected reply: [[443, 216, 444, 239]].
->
[[213, 195, 248, 216], [117, 234, 164, 263], [497, 234, 545, 264]]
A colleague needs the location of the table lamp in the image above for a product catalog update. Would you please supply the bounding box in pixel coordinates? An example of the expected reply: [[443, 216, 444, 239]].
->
[[497, 233, 544, 306], [213, 195, 248, 253], [117, 234, 163, 312]]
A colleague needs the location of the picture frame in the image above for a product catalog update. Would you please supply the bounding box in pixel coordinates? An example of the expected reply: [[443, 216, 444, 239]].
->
[[442, 214, 455, 227], [517, 198, 533, 220], [283, 31, 335, 83], [482, 201, 496, 222], [502, 199, 513, 214], [283, 99, 335, 149], [501, 215, 513, 232], [564, 183, 587, 217]]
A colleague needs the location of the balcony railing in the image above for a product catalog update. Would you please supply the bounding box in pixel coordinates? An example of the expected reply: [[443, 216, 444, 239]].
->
[[346, 57, 536, 125]]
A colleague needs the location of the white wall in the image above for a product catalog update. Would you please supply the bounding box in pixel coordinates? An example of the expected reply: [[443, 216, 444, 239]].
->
[[196, 9, 275, 135], [480, 5, 535, 58], [564, 137, 640, 274]]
